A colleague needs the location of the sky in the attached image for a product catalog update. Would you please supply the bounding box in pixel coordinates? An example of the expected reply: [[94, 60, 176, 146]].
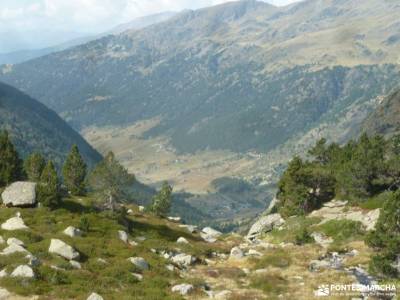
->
[[0, 0, 300, 52]]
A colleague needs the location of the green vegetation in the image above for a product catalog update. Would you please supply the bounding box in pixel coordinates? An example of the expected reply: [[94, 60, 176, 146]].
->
[[366, 191, 400, 278], [317, 220, 365, 247], [0, 82, 101, 167], [0, 133, 232, 298], [0, 198, 225, 299], [249, 274, 288, 296], [24, 153, 46, 182], [294, 227, 314, 246], [0, 130, 24, 187], [250, 251, 292, 269], [62, 144, 87, 196], [277, 155, 335, 217], [277, 134, 400, 217], [266, 216, 320, 245], [211, 177, 251, 194], [149, 182, 173, 217], [276, 134, 400, 279], [87, 152, 135, 211], [37, 161, 61, 208]]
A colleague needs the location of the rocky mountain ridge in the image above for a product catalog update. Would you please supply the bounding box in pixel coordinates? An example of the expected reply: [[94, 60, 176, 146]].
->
[[1, 0, 399, 156]]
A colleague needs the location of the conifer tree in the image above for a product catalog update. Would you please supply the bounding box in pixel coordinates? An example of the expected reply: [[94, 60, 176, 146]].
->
[[37, 160, 60, 208], [24, 153, 46, 182], [88, 152, 135, 210], [366, 191, 400, 277], [0, 130, 23, 187], [62, 145, 87, 195], [150, 181, 172, 217]]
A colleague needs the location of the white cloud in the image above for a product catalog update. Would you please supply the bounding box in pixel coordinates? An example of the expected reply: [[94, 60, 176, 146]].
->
[[0, 0, 300, 51]]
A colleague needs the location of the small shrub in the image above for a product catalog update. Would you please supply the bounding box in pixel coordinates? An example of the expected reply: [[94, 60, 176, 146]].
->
[[365, 191, 400, 278], [251, 251, 291, 269], [79, 216, 90, 233], [359, 192, 390, 210], [295, 228, 314, 245], [317, 219, 365, 244], [250, 273, 287, 294]]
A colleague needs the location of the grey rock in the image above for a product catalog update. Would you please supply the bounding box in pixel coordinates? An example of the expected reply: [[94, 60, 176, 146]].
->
[[311, 232, 333, 248], [26, 254, 40, 267], [70, 260, 82, 269], [1, 216, 28, 230], [63, 226, 82, 237], [129, 240, 138, 246], [10, 265, 34, 278], [6, 237, 24, 247], [118, 230, 128, 243], [168, 216, 181, 222], [128, 257, 149, 270], [87, 293, 104, 300], [166, 264, 175, 271], [1, 243, 29, 255], [264, 197, 279, 215], [132, 273, 143, 281], [230, 247, 244, 259], [171, 283, 194, 295], [177, 237, 189, 244], [49, 239, 80, 260], [202, 227, 222, 237], [0, 269, 7, 278], [247, 249, 263, 257], [247, 213, 285, 240], [171, 253, 196, 267], [0, 288, 10, 299], [1, 182, 36, 207], [179, 224, 198, 233], [201, 227, 222, 243], [97, 258, 108, 264]]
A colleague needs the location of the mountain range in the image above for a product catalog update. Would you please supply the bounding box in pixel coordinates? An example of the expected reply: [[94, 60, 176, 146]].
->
[[362, 89, 400, 137], [1, 0, 399, 156], [0, 12, 176, 65], [0, 81, 101, 166]]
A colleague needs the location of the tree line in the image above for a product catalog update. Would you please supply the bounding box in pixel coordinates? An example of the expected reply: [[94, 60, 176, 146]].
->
[[0, 130, 172, 216], [277, 133, 400, 278]]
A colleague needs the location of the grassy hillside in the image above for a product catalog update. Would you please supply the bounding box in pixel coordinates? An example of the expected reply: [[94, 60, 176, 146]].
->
[[0, 197, 230, 299], [0, 82, 101, 167]]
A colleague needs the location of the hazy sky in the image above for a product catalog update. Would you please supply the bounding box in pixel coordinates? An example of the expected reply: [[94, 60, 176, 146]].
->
[[0, 0, 301, 52], [0, 0, 300, 34]]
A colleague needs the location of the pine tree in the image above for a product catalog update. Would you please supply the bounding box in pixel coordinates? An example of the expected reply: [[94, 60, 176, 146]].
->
[[88, 152, 135, 211], [0, 130, 23, 187], [366, 191, 400, 277], [62, 145, 87, 195], [24, 153, 46, 182], [150, 182, 172, 217], [37, 161, 60, 208]]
